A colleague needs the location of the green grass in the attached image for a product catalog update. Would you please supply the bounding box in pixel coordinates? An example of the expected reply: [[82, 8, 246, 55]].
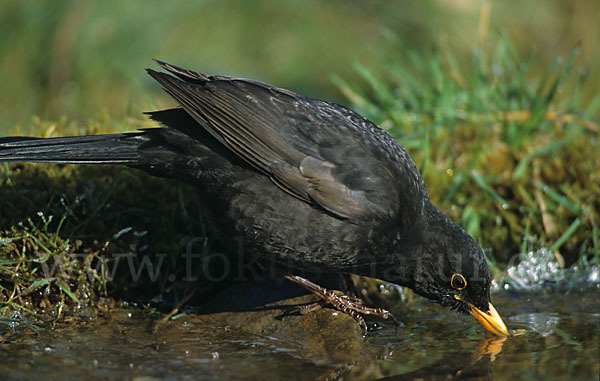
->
[[1, 31, 598, 323], [333, 32, 598, 265], [0, 135, 216, 324]]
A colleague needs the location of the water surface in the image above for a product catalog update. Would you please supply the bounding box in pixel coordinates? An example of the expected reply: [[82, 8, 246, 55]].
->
[[1, 286, 598, 380]]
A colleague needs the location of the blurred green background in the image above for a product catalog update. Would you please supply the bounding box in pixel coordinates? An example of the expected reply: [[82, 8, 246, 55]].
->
[[0, 0, 598, 131]]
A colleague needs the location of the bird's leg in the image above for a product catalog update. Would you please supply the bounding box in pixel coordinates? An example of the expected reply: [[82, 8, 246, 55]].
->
[[284, 275, 398, 334]]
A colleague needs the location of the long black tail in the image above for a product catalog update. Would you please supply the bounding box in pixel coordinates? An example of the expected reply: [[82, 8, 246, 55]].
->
[[0, 132, 155, 165], [0, 108, 220, 167]]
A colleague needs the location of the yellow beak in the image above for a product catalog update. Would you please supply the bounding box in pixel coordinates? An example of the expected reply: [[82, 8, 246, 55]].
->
[[454, 295, 509, 336]]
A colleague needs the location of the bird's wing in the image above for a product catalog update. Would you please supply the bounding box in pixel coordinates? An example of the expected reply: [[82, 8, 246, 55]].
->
[[147, 60, 425, 221]]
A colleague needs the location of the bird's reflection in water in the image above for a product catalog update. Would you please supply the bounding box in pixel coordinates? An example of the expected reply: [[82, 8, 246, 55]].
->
[[323, 334, 508, 381], [384, 335, 507, 381], [472, 334, 508, 362]]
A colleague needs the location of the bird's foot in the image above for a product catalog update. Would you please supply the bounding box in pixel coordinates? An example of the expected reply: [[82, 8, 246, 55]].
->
[[283, 275, 398, 335]]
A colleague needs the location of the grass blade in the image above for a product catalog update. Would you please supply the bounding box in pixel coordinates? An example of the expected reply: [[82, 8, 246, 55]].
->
[[549, 217, 582, 252]]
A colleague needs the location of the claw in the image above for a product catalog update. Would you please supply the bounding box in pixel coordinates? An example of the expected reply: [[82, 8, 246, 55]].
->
[[283, 275, 397, 335]]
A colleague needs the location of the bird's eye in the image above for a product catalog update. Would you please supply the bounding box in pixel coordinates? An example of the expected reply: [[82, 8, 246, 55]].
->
[[451, 273, 467, 290]]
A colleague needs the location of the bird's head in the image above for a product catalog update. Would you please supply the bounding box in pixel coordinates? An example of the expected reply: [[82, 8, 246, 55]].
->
[[385, 203, 509, 336]]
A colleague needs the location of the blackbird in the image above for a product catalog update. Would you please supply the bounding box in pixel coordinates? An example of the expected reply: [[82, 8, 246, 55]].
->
[[0, 60, 508, 336]]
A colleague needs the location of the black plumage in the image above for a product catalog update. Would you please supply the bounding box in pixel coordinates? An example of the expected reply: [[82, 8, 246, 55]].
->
[[0, 61, 508, 335]]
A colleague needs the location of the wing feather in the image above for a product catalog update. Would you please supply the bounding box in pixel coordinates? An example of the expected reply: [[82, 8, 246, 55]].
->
[[147, 61, 427, 221]]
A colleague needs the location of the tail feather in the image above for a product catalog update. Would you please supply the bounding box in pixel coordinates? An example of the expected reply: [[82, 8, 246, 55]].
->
[[0, 133, 151, 165]]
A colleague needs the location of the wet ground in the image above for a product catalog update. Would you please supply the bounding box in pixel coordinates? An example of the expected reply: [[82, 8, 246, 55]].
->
[[1, 283, 598, 380]]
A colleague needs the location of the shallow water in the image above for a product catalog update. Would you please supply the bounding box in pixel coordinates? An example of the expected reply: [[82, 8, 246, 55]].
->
[[1, 286, 598, 380]]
